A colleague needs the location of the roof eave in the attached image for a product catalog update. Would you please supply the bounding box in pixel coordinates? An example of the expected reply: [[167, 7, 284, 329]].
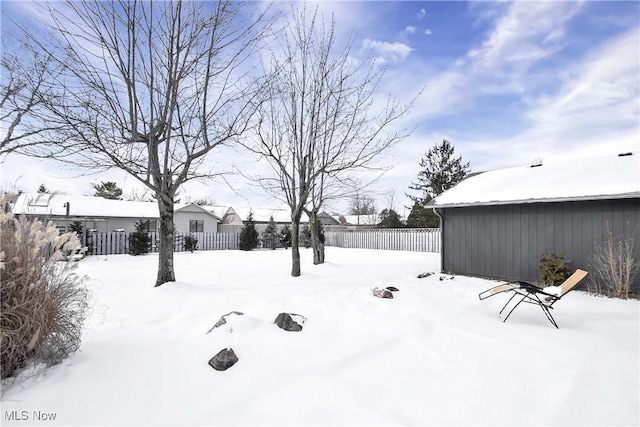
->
[[430, 192, 640, 209]]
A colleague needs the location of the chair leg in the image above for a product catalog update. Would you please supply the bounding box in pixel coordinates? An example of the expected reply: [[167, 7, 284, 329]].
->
[[499, 293, 519, 315], [501, 293, 560, 328], [538, 302, 559, 329], [501, 294, 526, 323]]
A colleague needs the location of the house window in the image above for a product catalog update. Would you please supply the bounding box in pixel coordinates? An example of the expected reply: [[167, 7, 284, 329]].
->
[[189, 220, 204, 232], [139, 219, 157, 232]]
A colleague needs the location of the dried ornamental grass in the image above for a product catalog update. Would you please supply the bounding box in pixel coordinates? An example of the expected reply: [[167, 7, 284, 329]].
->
[[1, 214, 90, 380]]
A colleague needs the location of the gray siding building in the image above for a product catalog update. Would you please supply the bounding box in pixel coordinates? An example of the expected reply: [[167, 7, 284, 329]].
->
[[430, 153, 640, 291]]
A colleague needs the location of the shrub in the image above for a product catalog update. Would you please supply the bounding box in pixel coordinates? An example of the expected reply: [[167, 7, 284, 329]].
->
[[0, 214, 90, 381], [590, 232, 638, 299], [300, 224, 312, 248], [184, 234, 198, 253], [239, 212, 258, 251], [279, 225, 292, 249], [262, 216, 279, 250], [539, 252, 571, 286], [129, 221, 151, 255]]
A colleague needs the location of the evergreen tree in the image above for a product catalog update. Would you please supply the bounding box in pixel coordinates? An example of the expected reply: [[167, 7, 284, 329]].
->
[[129, 221, 151, 256], [300, 224, 312, 249], [183, 234, 198, 253], [279, 225, 292, 249], [92, 181, 123, 200], [409, 139, 470, 203], [378, 208, 405, 228], [405, 200, 440, 228], [37, 184, 48, 194], [239, 211, 259, 251], [262, 216, 279, 250], [68, 221, 83, 234]]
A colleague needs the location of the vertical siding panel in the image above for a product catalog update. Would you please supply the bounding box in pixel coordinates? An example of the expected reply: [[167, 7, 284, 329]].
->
[[490, 206, 499, 278]]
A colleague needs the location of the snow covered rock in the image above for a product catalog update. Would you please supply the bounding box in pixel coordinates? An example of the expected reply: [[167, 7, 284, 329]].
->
[[208, 348, 238, 371], [372, 287, 393, 299], [274, 313, 305, 332], [206, 311, 244, 334]]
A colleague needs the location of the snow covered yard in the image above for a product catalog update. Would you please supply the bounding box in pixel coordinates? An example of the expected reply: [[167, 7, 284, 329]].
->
[[2, 248, 638, 426]]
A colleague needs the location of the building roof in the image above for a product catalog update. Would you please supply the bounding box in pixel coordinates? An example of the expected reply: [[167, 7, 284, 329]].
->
[[11, 193, 220, 220], [341, 214, 380, 226], [430, 152, 640, 208], [226, 206, 308, 223]]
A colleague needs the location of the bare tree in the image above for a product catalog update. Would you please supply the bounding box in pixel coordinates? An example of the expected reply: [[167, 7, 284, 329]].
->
[[0, 36, 66, 158], [13, 0, 272, 286], [246, 6, 413, 274]]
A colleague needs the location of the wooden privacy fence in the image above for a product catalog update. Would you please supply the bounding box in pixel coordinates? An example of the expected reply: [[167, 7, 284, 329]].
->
[[324, 228, 440, 253], [85, 232, 239, 256]]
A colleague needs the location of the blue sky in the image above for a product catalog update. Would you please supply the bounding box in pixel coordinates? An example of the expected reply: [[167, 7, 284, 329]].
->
[[2, 1, 639, 215]]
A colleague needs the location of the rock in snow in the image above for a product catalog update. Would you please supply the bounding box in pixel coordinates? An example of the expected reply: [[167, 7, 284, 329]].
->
[[386, 286, 399, 292], [274, 313, 305, 332], [372, 287, 394, 299], [208, 348, 238, 371]]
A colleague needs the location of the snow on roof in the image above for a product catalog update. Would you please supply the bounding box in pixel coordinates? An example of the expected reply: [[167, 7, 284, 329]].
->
[[341, 214, 380, 226], [229, 206, 306, 223], [431, 152, 640, 208], [12, 193, 161, 218], [202, 205, 231, 219]]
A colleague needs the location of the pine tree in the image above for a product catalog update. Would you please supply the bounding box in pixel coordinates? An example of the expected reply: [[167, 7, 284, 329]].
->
[[279, 225, 292, 249], [378, 208, 404, 228], [409, 139, 470, 203], [129, 221, 151, 255], [92, 181, 123, 200], [239, 212, 259, 251], [261, 216, 279, 250], [37, 184, 48, 194], [300, 224, 312, 248], [405, 200, 439, 228]]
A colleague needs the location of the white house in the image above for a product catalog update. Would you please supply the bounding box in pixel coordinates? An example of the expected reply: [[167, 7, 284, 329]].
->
[[10, 193, 221, 234]]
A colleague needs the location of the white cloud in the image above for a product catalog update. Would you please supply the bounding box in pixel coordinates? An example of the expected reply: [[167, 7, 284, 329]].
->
[[404, 25, 416, 34], [424, 29, 432, 35], [361, 39, 414, 63], [417, 8, 426, 20]]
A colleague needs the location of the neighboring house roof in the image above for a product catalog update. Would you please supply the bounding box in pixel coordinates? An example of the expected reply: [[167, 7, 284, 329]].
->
[[202, 205, 230, 219], [430, 152, 640, 208], [174, 204, 222, 221], [341, 214, 380, 226], [11, 193, 221, 221], [227, 206, 308, 223]]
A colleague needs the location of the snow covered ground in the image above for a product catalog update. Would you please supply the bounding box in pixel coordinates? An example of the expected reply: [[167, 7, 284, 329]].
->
[[2, 248, 638, 426]]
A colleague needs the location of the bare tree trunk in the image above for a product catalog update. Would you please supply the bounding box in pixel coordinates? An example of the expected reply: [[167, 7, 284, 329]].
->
[[290, 219, 301, 277], [309, 211, 325, 265], [155, 195, 175, 287]]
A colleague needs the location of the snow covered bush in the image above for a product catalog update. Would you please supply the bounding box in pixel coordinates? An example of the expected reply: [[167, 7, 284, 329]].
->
[[539, 252, 571, 286], [0, 214, 90, 380], [590, 232, 638, 299]]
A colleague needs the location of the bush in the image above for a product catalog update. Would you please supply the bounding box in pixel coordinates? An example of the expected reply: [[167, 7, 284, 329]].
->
[[129, 221, 151, 255], [539, 252, 571, 286], [301, 224, 312, 248], [279, 225, 292, 249], [184, 234, 198, 253], [0, 214, 90, 381], [590, 232, 639, 299], [239, 212, 259, 251], [262, 216, 279, 250]]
